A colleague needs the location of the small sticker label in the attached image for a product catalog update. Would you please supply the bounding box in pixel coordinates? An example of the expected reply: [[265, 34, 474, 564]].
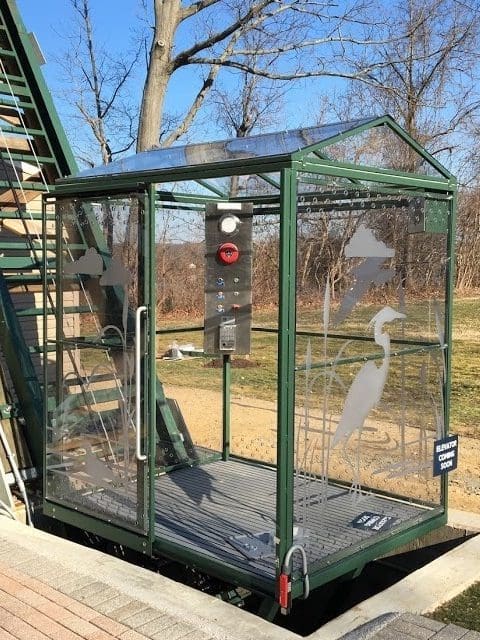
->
[[433, 435, 458, 476], [350, 512, 398, 532]]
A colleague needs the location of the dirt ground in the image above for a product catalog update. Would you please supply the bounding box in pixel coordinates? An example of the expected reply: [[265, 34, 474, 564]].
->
[[165, 385, 480, 514]]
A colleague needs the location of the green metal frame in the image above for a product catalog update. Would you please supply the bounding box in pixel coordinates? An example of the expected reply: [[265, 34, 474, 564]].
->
[[54, 157, 454, 197], [42, 116, 457, 607], [147, 182, 158, 545], [43, 500, 153, 555], [222, 354, 231, 461], [291, 509, 447, 598], [441, 193, 457, 509], [276, 167, 297, 573], [291, 115, 454, 181]]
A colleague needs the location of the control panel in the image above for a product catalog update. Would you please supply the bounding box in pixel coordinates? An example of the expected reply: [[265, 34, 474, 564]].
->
[[204, 202, 253, 355]]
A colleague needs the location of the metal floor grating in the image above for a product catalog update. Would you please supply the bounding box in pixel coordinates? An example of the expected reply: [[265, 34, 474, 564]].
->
[[53, 458, 432, 581], [153, 459, 431, 579]]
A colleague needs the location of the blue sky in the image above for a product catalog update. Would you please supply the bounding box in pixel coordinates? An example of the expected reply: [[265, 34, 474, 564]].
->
[[17, 3, 146, 96], [17, 1, 138, 57], [17, 0, 140, 80], [17, 1, 147, 162]]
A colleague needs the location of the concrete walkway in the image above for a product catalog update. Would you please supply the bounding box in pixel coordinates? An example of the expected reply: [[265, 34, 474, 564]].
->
[[339, 612, 480, 640], [0, 512, 479, 640]]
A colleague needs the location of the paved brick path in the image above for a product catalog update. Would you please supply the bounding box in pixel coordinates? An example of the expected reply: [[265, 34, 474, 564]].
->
[[0, 538, 214, 640], [0, 560, 151, 640], [384, 613, 480, 640]]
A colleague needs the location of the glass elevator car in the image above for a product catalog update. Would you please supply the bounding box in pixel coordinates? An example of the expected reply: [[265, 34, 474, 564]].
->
[[42, 115, 456, 613]]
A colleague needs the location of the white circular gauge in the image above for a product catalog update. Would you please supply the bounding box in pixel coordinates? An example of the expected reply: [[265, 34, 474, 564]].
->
[[219, 214, 240, 235]]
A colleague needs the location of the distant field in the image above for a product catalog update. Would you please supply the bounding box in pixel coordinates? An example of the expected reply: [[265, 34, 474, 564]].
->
[[155, 297, 480, 439], [450, 298, 480, 436]]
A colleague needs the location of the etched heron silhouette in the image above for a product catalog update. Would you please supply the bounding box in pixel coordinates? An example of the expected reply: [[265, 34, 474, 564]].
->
[[331, 306, 406, 496]]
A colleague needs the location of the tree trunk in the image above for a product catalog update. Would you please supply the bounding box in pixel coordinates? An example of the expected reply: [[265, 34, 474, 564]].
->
[[137, 0, 182, 152]]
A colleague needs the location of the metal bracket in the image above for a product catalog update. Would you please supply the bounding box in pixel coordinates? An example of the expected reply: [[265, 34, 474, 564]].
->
[[408, 197, 449, 233]]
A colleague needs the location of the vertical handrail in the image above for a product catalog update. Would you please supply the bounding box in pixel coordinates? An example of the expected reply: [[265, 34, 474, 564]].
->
[[135, 305, 148, 461]]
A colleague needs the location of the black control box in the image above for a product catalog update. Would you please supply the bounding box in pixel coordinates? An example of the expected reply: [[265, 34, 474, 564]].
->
[[204, 202, 253, 355]]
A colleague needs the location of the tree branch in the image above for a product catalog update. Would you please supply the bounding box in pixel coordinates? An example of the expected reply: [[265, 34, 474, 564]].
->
[[185, 55, 415, 84], [163, 32, 240, 145], [173, 0, 277, 68], [101, 50, 141, 119], [180, 0, 221, 21], [222, 34, 409, 58]]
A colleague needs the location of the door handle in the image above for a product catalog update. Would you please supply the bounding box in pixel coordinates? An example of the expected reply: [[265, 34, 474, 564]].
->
[[135, 305, 148, 461]]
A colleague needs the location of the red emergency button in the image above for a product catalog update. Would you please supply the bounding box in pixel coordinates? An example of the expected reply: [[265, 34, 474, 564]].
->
[[217, 242, 239, 265]]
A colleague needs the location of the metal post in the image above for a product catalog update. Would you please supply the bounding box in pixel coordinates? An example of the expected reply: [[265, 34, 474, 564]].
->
[[442, 188, 457, 511], [147, 183, 157, 547], [276, 167, 297, 577], [42, 195, 50, 496], [222, 354, 231, 461]]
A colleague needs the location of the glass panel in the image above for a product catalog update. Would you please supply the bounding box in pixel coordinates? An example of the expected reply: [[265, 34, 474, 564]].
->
[[75, 118, 374, 178], [154, 196, 223, 465], [230, 211, 280, 464], [317, 123, 445, 177], [293, 175, 447, 568], [152, 182, 280, 578], [45, 195, 148, 533]]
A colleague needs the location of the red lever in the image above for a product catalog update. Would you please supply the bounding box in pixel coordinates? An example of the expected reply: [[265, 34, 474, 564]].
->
[[217, 242, 239, 265], [278, 573, 290, 610]]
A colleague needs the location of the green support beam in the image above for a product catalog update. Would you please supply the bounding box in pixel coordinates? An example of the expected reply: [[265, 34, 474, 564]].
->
[[276, 167, 297, 576]]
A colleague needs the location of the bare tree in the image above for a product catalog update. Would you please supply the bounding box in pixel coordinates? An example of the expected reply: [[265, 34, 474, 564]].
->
[[341, 0, 480, 170], [136, 0, 405, 151], [317, 0, 480, 294], [456, 190, 480, 291], [209, 26, 288, 139], [55, 0, 140, 166], [211, 73, 286, 140]]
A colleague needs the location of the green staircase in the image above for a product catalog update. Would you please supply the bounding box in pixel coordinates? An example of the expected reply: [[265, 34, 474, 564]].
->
[[0, 0, 192, 484]]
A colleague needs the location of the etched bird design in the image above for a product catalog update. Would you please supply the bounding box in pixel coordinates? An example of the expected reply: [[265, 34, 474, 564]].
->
[[331, 306, 406, 496]]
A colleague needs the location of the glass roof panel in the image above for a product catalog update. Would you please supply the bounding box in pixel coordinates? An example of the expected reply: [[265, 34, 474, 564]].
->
[[318, 123, 445, 178], [75, 117, 377, 179]]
